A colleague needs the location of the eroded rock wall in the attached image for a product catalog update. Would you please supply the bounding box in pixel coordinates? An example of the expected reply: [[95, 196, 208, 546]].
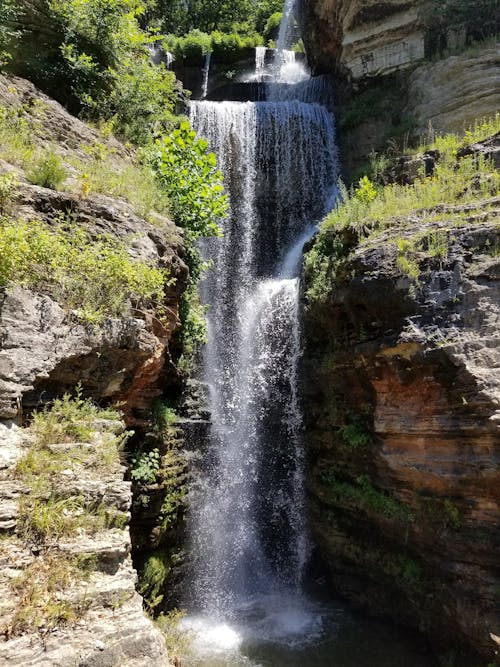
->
[[302, 0, 425, 78], [0, 74, 186, 665], [0, 421, 170, 666], [302, 201, 500, 659]]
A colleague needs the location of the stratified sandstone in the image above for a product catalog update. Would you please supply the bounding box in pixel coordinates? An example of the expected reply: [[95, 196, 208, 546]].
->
[[302, 0, 425, 78], [302, 197, 500, 660], [0, 421, 169, 666]]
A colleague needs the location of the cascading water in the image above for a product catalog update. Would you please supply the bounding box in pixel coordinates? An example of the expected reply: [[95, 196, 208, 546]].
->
[[181, 3, 436, 666], [182, 0, 339, 660], [188, 98, 338, 614]]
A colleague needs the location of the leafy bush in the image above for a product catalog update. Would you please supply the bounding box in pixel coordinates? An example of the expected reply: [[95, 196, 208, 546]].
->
[[154, 0, 281, 36], [165, 30, 263, 63], [150, 120, 226, 245], [263, 12, 282, 42], [0, 0, 20, 67], [11, 0, 179, 145], [27, 151, 68, 190], [131, 448, 161, 486], [0, 217, 170, 322]]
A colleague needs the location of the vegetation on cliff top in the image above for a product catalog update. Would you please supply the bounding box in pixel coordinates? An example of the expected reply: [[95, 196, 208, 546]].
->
[[305, 115, 500, 302], [0, 216, 171, 323]]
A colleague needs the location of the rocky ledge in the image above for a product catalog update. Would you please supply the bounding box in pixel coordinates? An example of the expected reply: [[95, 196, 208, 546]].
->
[[0, 420, 169, 666], [302, 196, 500, 660]]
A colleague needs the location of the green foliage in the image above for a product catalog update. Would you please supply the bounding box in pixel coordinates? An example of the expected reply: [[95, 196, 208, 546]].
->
[[9, 553, 88, 635], [0, 217, 170, 322], [12, 0, 178, 145], [0, 171, 17, 214], [0, 103, 172, 222], [165, 29, 263, 64], [0, 0, 20, 67], [319, 123, 500, 237], [263, 12, 283, 43], [420, 0, 498, 53], [443, 499, 461, 530], [154, 0, 281, 36], [156, 609, 193, 662], [150, 120, 227, 244], [303, 224, 350, 303], [339, 417, 373, 449], [131, 448, 161, 486], [395, 238, 420, 283], [325, 473, 414, 524], [151, 399, 177, 433], [138, 552, 171, 610], [354, 175, 377, 204], [31, 387, 119, 446], [177, 281, 208, 372], [27, 151, 68, 190]]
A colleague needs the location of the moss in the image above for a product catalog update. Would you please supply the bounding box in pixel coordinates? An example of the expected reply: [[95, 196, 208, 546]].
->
[[324, 472, 414, 524]]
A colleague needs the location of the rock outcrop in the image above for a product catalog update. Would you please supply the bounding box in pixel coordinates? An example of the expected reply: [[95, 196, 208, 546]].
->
[[302, 0, 425, 78], [0, 73, 186, 665], [302, 195, 500, 659], [406, 47, 500, 135], [0, 74, 187, 423], [0, 421, 169, 666]]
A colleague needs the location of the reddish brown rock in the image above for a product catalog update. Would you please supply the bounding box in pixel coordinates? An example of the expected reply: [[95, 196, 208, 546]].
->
[[302, 208, 500, 660]]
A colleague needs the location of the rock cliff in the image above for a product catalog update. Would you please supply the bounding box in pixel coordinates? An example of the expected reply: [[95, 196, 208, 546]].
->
[[0, 74, 187, 665], [302, 144, 500, 660], [302, 0, 425, 78], [0, 419, 169, 666], [302, 0, 500, 182]]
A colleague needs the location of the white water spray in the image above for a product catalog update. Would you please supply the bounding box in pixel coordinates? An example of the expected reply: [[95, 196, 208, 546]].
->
[[184, 0, 340, 658]]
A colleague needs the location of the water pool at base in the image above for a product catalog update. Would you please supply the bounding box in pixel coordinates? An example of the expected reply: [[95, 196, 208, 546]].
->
[[181, 593, 435, 667]]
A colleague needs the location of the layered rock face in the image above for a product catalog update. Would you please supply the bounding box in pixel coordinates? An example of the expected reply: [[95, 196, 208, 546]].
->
[[0, 420, 169, 666], [0, 74, 186, 664], [0, 75, 187, 424], [302, 0, 500, 182], [406, 47, 500, 135], [302, 199, 500, 659], [302, 0, 424, 78]]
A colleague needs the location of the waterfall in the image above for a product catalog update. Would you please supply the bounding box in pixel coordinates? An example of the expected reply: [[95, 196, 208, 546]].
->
[[201, 52, 211, 99], [183, 0, 339, 658]]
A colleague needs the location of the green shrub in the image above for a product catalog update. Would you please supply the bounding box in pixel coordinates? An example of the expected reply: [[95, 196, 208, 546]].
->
[[12, 0, 179, 145], [31, 388, 119, 445], [339, 418, 373, 449], [138, 553, 171, 610], [131, 448, 161, 486], [0, 172, 17, 213], [150, 120, 226, 245], [27, 151, 68, 190], [263, 12, 282, 42], [165, 30, 263, 63], [0, 0, 19, 67], [0, 217, 170, 322]]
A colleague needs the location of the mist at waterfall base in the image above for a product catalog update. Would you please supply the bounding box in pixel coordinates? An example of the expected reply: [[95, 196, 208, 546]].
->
[[179, 15, 434, 666]]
